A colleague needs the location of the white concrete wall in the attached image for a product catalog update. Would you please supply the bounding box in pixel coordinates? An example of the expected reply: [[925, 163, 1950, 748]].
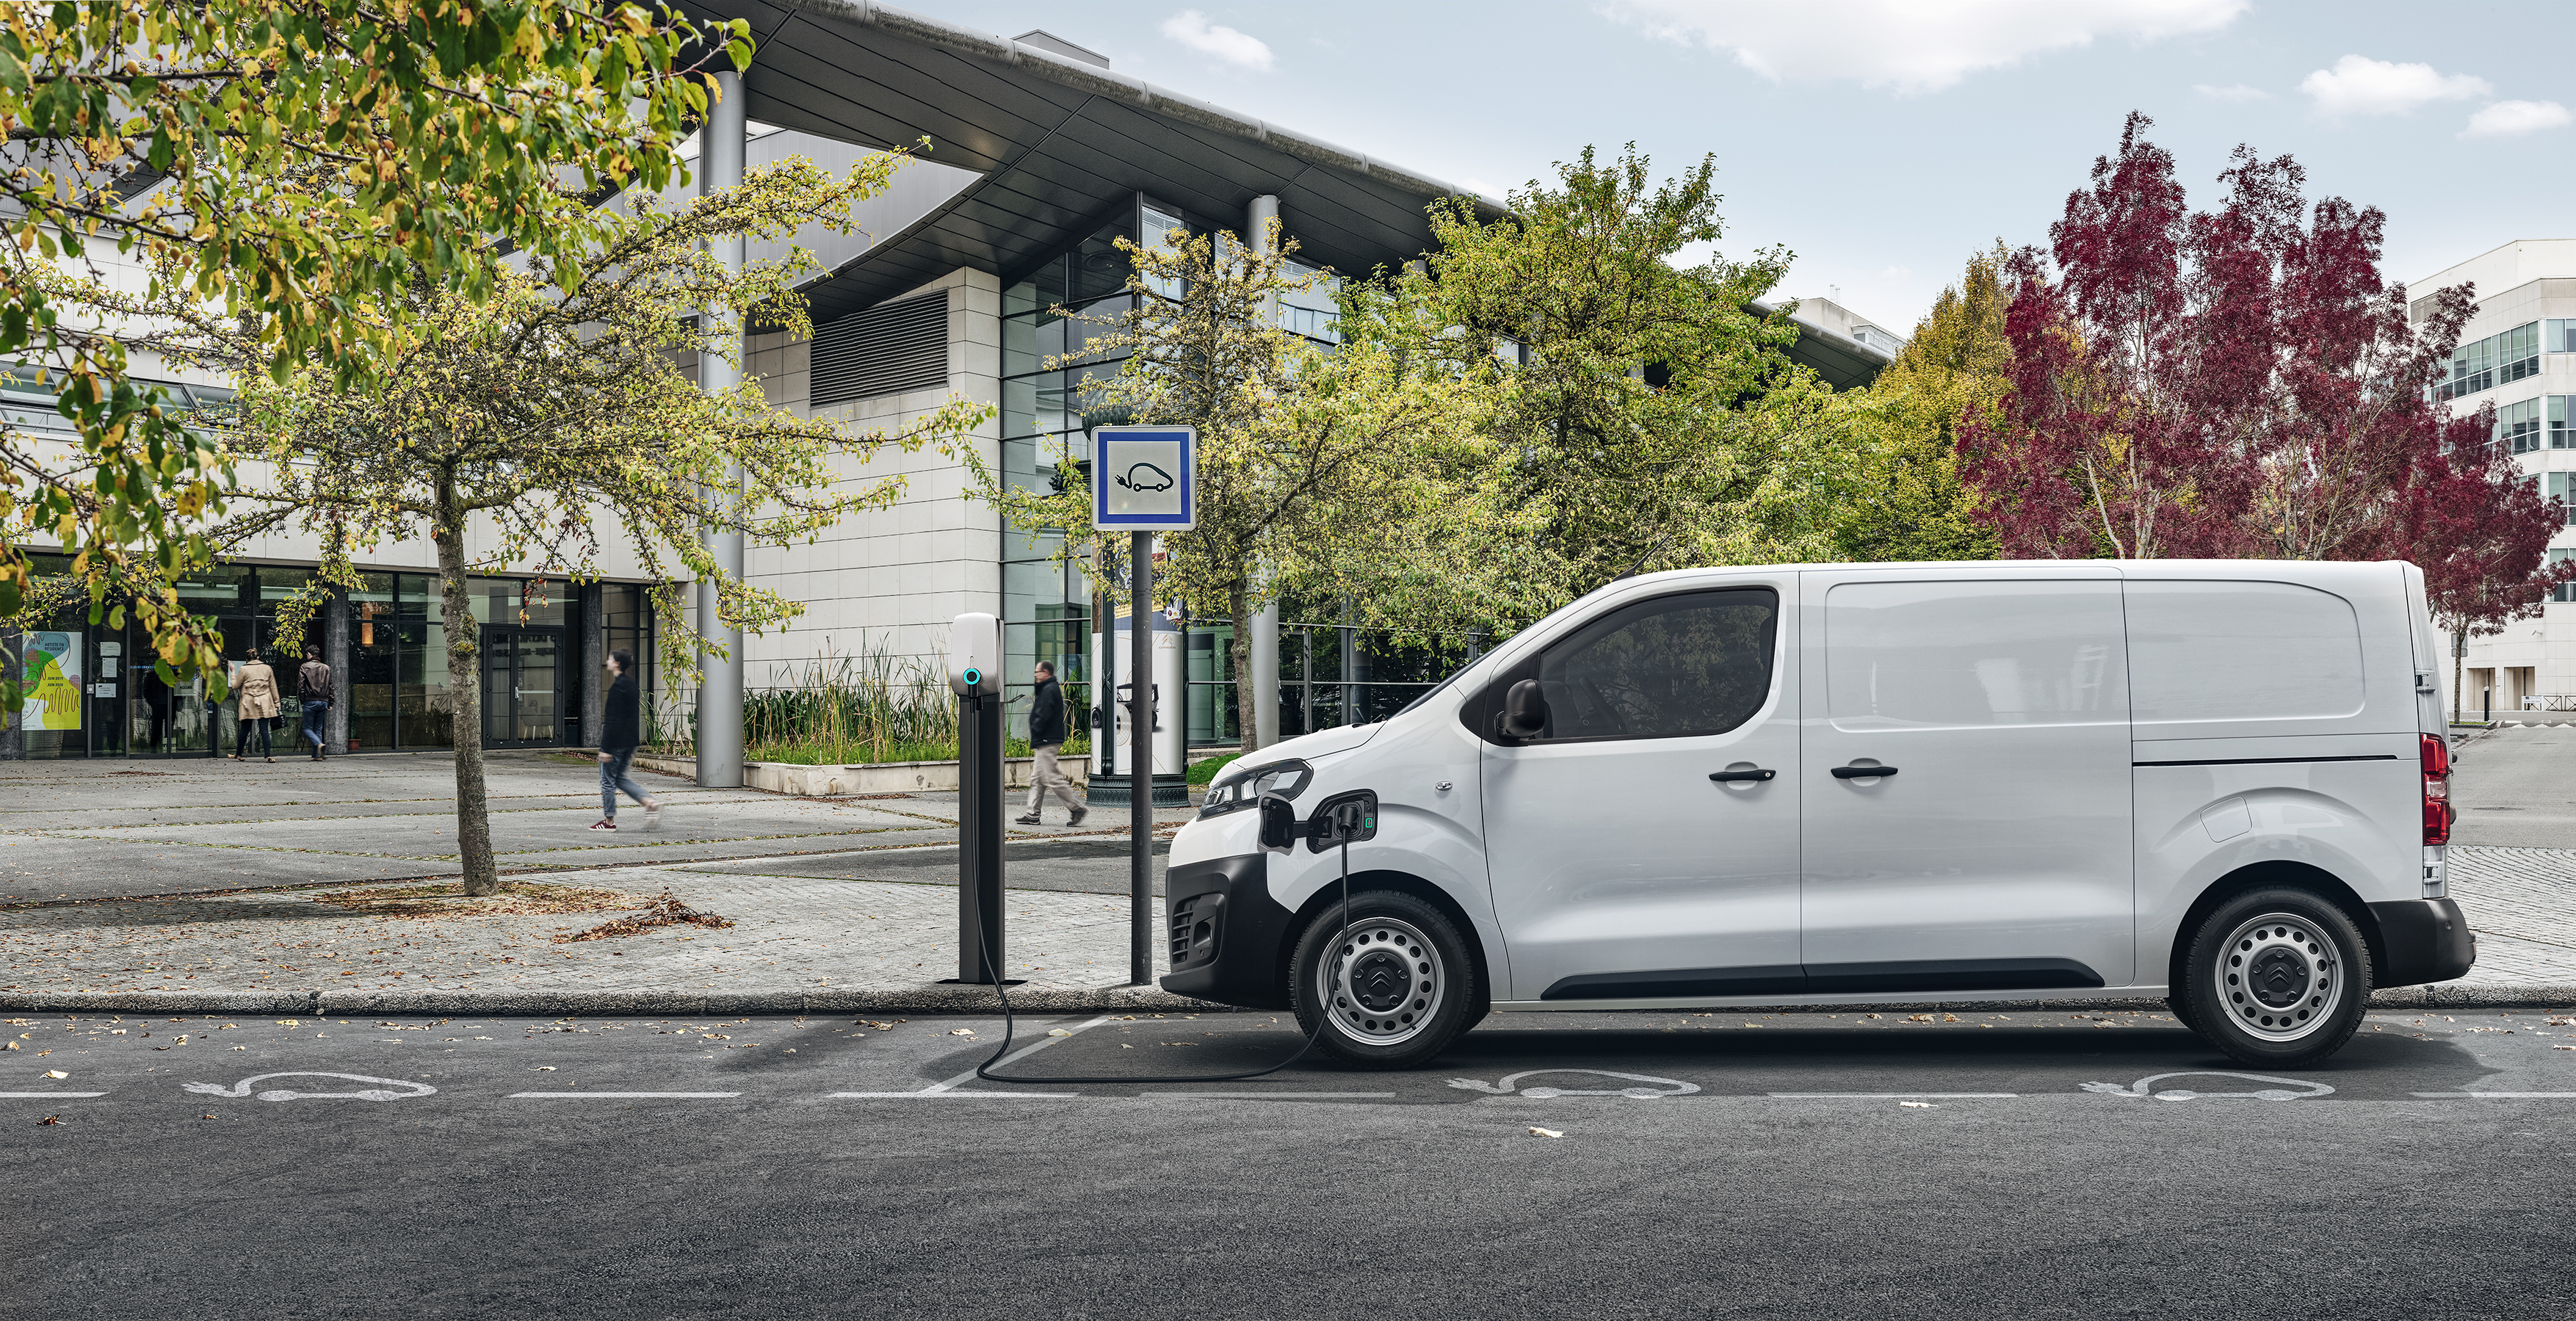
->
[[737, 268, 1005, 691]]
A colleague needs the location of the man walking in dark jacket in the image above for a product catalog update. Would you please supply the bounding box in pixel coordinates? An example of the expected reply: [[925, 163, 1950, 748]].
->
[[593, 649, 662, 831], [296, 646, 334, 761], [1016, 660, 1085, 826]]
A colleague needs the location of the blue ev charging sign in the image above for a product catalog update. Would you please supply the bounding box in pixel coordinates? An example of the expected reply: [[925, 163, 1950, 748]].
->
[[1091, 425, 1196, 532]]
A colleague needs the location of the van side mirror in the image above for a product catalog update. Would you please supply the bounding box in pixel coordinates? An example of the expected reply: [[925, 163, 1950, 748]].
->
[[1256, 793, 1299, 855], [1499, 678, 1549, 740]]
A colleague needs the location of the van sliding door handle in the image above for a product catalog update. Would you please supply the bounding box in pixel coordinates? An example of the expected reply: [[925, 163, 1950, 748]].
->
[[1708, 768, 1776, 782], [1831, 764, 1898, 779]]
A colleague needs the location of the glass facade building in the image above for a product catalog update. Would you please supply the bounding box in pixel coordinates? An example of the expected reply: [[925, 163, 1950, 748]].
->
[[994, 196, 1470, 748], [7, 554, 654, 759]]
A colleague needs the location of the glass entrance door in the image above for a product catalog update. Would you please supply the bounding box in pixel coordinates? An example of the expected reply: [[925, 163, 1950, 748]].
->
[[480, 629, 565, 748]]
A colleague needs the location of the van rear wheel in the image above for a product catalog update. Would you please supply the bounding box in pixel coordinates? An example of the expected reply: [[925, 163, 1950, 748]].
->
[[2177, 888, 2370, 1068], [1289, 890, 1482, 1070]]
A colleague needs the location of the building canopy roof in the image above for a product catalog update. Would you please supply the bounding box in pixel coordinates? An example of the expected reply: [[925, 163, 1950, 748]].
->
[[676, 0, 1506, 322]]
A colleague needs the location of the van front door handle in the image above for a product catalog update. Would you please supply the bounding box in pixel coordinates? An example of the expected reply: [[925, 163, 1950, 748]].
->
[[1831, 764, 1899, 779], [1708, 769, 1776, 782]]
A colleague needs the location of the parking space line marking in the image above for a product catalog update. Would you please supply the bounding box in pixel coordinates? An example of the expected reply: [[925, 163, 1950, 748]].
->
[[1768, 1093, 2019, 1099], [1146, 1092, 1397, 1099], [913, 1016, 1111, 1096], [0, 1092, 106, 1098], [506, 1092, 742, 1099], [826, 1091, 1079, 1099], [2411, 1091, 2576, 1098]]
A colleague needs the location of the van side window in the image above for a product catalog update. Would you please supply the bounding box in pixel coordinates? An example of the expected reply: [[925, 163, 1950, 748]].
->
[[1826, 579, 2127, 730], [1530, 589, 1778, 741], [2127, 581, 2365, 723]]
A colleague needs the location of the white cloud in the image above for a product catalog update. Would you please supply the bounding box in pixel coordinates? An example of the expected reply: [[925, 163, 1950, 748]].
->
[[2464, 98, 2573, 138], [1602, 0, 2245, 95], [1159, 10, 1273, 70], [2193, 82, 2271, 102], [2298, 54, 2489, 119]]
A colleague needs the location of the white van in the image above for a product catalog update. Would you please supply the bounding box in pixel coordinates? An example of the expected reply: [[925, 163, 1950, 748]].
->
[[1163, 560, 2475, 1068]]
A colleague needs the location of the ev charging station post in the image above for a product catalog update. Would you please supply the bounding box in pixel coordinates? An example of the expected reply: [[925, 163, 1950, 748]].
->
[[1094, 424, 1196, 987], [947, 612, 1005, 984]]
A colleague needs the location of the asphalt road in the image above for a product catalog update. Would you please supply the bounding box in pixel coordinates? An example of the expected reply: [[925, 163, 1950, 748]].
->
[[8, 1008, 2573, 1319], [2453, 725, 2576, 849]]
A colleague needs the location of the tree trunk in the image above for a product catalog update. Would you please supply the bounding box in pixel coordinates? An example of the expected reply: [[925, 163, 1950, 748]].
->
[[436, 517, 500, 896], [1230, 578, 1259, 754], [2451, 625, 2466, 727]]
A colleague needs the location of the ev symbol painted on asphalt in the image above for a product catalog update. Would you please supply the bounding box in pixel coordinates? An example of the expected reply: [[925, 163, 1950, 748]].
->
[[1447, 1069, 1701, 1099], [184, 1071, 439, 1102], [2078, 1071, 2334, 1101]]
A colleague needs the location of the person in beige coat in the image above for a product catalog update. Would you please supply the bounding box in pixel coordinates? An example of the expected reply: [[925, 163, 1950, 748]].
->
[[232, 647, 281, 762]]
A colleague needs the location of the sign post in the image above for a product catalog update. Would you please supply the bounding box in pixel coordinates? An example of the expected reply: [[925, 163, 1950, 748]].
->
[[1093, 425, 1196, 987]]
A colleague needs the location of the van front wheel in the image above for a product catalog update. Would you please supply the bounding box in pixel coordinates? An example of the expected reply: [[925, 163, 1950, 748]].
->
[[1290, 890, 1482, 1070], [2177, 888, 2370, 1068]]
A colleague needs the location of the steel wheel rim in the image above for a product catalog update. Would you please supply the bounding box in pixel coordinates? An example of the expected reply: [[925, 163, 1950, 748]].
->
[[1320, 917, 1444, 1046], [2215, 912, 2341, 1042]]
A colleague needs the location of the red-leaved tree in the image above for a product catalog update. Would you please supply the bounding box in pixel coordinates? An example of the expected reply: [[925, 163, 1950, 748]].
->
[[1959, 112, 2569, 650]]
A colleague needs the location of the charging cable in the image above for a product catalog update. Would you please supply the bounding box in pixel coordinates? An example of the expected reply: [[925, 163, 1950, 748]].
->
[[971, 800, 1361, 1085]]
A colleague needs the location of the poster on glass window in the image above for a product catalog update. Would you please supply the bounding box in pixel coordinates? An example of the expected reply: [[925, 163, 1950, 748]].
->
[[21, 629, 81, 730]]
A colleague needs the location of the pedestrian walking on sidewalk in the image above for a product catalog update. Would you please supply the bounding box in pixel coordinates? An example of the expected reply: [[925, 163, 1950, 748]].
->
[[593, 648, 662, 832], [297, 645, 334, 761], [1016, 659, 1085, 826], [232, 648, 280, 762]]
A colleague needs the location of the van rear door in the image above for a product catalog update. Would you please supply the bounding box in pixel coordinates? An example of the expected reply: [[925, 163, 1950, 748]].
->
[[1798, 569, 2135, 991]]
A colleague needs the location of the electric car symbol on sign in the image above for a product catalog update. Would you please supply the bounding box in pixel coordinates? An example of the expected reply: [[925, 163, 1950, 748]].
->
[[1164, 560, 2473, 1069]]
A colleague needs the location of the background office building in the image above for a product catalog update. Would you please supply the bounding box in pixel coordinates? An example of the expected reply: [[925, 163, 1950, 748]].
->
[[3, 4, 1899, 759], [2420, 239, 2576, 717]]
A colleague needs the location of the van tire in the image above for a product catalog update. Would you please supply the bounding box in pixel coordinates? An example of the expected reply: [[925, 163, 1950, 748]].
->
[[2177, 887, 2370, 1068], [1289, 889, 1483, 1069]]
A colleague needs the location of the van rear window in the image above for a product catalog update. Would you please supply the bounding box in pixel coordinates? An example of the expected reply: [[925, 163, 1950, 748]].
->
[[2125, 581, 2365, 723]]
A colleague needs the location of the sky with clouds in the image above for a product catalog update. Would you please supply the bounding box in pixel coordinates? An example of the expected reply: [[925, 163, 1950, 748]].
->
[[911, 0, 2573, 331]]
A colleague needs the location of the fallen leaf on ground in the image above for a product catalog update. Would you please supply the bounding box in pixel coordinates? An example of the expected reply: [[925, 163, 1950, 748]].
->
[[43, 1070, 66, 1079], [37, 1115, 60, 1125], [1046, 1029, 1073, 1037], [554, 889, 736, 943], [1528, 1127, 1562, 1138], [949, 1029, 975, 1037], [533, 1066, 556, 1071], [1900, 1101, 1937, 1109]]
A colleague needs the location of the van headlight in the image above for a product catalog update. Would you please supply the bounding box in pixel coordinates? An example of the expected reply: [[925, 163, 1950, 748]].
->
[[1198, 757, 1313, 819]]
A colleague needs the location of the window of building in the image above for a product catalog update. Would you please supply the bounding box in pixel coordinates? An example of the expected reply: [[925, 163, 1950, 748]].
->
[[2439, 322, 2541, 400], [2545, 471, 2576, 526], [2549, 319, 2576, 354], [2501, 397, 2544, 452], [2552, 397, 2573, 449], [2551, 549, 2576, 604]]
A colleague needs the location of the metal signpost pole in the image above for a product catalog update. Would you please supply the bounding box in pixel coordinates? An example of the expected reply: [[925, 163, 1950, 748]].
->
[[1093, 424, 1193, 991], [1130, 530, 1154, 985]]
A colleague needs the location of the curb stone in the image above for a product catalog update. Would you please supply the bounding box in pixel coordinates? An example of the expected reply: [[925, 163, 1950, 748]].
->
[[4, 985, 2567, 1017]]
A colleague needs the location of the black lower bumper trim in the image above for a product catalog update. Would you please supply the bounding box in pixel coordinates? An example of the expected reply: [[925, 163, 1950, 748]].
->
[[1541, 957, 2102, 1001], [2370, 897, 2476, 988], [1157, 854, 1293, 1010]]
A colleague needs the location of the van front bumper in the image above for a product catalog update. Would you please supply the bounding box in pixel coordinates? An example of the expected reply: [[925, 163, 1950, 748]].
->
[[1159, 853, 1294, 1010], [2370, 897, 2477, 988]]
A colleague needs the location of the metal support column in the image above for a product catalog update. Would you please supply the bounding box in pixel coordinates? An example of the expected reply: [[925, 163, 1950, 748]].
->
[[1245, 195, 1282, 749], [695, 68, 748, 788], [323, 589, 350, 753], [1131, 529, 1154, 986]]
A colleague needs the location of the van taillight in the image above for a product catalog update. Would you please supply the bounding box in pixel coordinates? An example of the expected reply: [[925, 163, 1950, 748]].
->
[[2422, 733, 2453, 845]]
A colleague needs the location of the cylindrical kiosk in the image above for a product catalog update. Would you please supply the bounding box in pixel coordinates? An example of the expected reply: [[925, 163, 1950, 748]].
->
[[1088, 609, 1190, 808]]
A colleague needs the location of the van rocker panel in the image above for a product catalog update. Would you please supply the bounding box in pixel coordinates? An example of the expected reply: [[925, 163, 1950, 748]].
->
[[1542, 957, 2104, 1001]]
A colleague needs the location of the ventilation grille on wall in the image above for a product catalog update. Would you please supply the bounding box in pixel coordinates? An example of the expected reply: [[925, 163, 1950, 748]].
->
[[811, 292, 949, 407]]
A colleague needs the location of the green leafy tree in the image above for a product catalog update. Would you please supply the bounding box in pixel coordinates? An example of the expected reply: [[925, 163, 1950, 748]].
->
[[1328, 145, 1853, 636], [82, 153, 989, 894], [0, 0, 739, 701], [1833, 245, 2011, 562], [959, 222, 1481, 750]]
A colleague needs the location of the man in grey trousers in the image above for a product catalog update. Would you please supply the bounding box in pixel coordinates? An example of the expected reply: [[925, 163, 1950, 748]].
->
[[1016, 659, 1085, 826]]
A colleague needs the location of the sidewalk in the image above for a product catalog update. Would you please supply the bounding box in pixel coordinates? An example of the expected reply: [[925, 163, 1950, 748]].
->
[[4, 842, 2569, 1016], [1, 753, 2572, 1015]]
